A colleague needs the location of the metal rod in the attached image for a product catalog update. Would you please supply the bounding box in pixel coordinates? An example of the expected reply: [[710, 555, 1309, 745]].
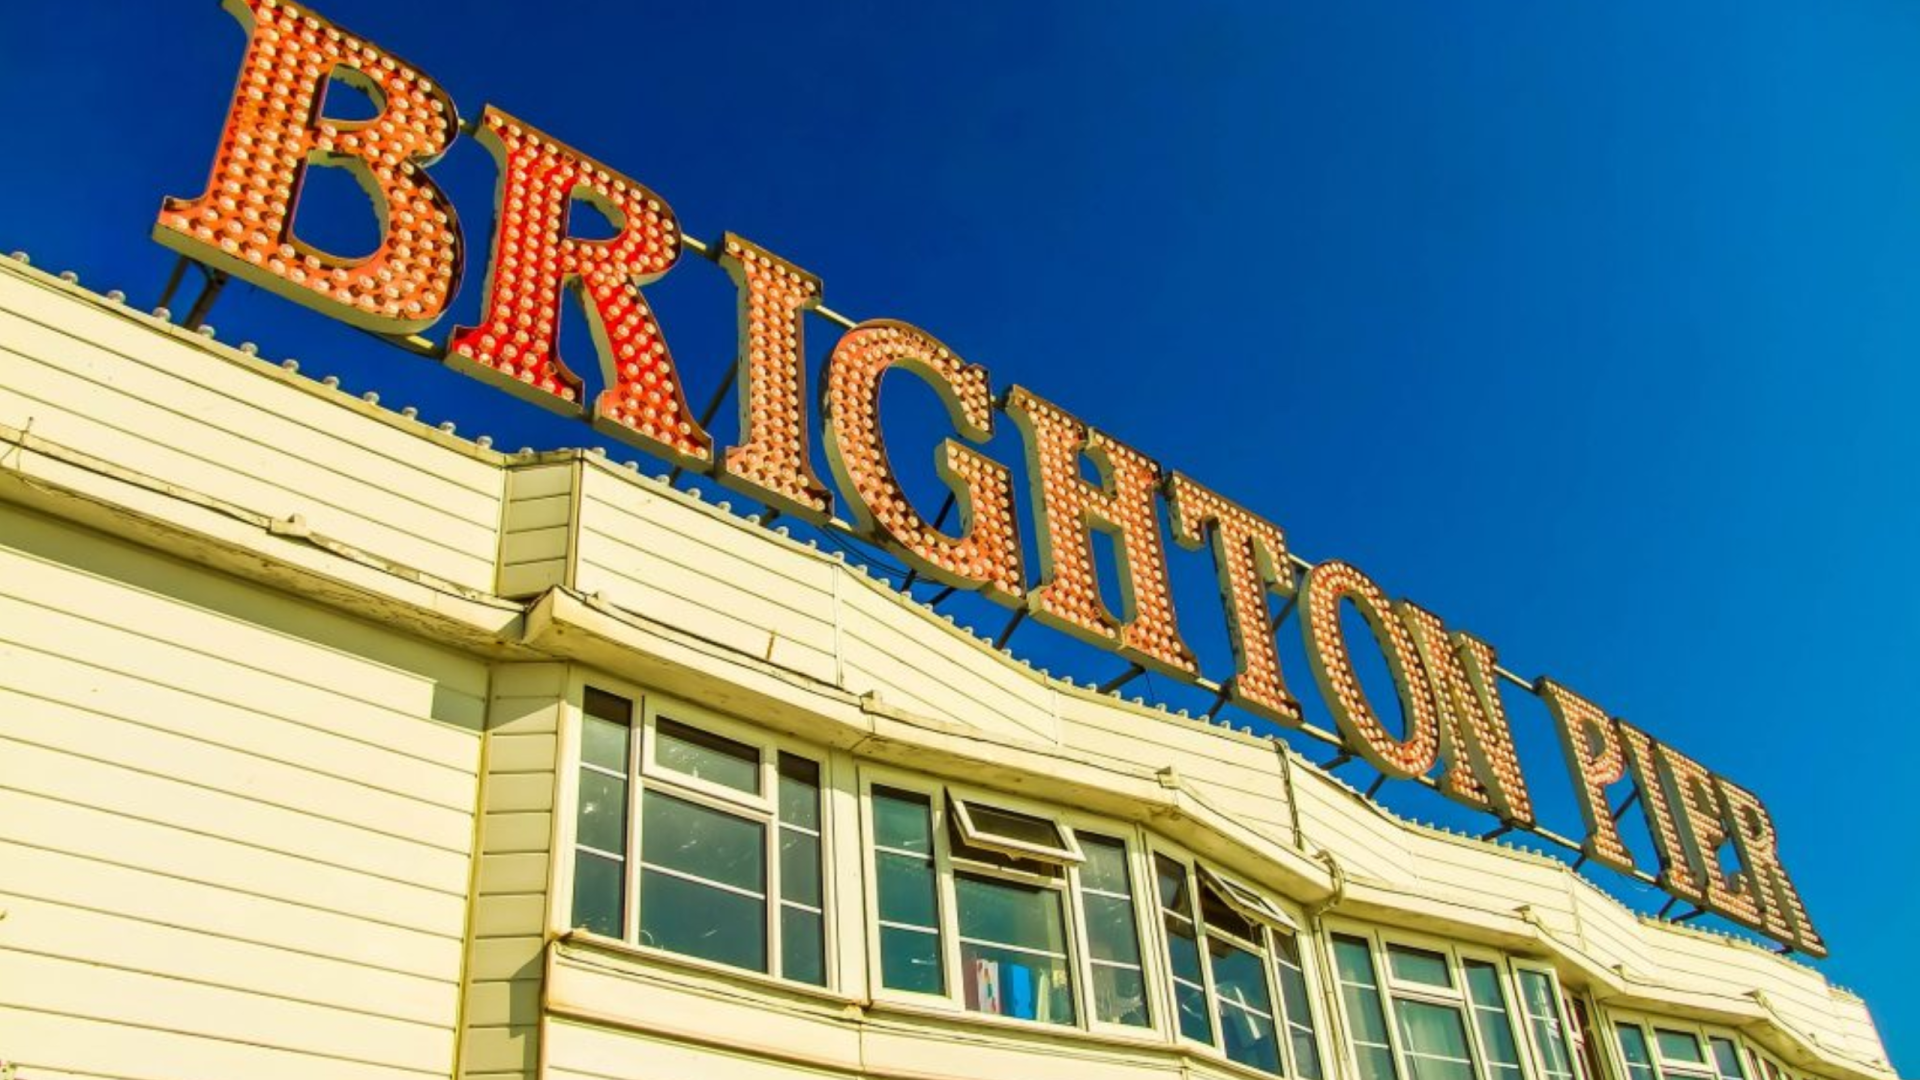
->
[[1658, 897, 1679, 919], [1203, 685, 1232, 722], [993, 608, 1027, 651], [1609, 790, 1642, 823], [901, 493, 956, 591], [181, 268, 229, 330], [1268, 595, 1298, 634], [1365, 774, 1388, 799], [1322, 751, 1354, 771], [1674, 907, 1705, 925], [927, 585, 957, 607], [668, 364, 740, 483], [1571, 853, 1589, 872], [814, 304, 858, 330], [1098, 664, 1145, 695], [1482, 823, 1514, 841], [156, 255, 191, 313]]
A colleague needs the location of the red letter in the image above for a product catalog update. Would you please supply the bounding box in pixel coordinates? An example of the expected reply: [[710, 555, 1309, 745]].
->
[[1299, 561, 1440, 778], [1165, 473, 1301, 725], [1536, 678, 1636, 874], [447, 107, 709, 468], [1396, 603, 1535, 827], [154, 0, 462, 333], [1718, 779, 1826, 956], [822, 321, 1023, 603], [714, 234, 833, 520], [1005, 387, 1195, 676]]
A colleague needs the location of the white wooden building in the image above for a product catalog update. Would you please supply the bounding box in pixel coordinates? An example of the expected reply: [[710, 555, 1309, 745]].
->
[[0, 255, 1896, 1080]]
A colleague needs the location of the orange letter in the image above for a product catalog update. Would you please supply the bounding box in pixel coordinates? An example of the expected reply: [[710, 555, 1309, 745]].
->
[[1717, 779, 1826, 956], [822, 321, 1023, 603], [1165, 473, 1300, 725], [1615, 722, 1705, 903], [1657, 745, 1765, 929], [1536, 678, 1636, 874], [1005, 387, 1195, 676], [1396, 603, 1534, 827], [714, 234, 833, 520], [447, 107, 709, 468], [154, 0, 463, 333], [1299, 561, 1440, 778]]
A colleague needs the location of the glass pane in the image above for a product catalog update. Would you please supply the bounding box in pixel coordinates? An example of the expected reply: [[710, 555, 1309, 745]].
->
[[1083, 893, 1143, 965], [584, 687, 632, 724], [1292, 1023, 1327, 1080], [639, 867, 766, 971], [581, 713, 631, 773], [1274, 935, 1323, 1079], [1175, 979, 1215, 1042], [1356, 1043, 1399, 1080], [1165, 912, 1205, 983], [655, 717, 759, 793], [1334, 936, 1396, 1050], [777, 753, 821, 829], [1618, 1024, 1659, 1080], [641, 790, 766, 893], [956, 873, 1068, 955], [1388, 945, 1454, 988], [1221, 1000, 1283, 1075], [576, 770, 628, 853], [780, 829, 822, 907], [781, 905, 826, 986], [1658, 1031, 1707, 1065], [1080, 833, 1131, 894], [1710, 1038, 1748, 1080], [873, 787, 933, 853], [1200, 878, 1259, 942], [1092, 962, 1151, 1027], [1210, 937, 1275, 1020], [1155, 853, 1192, 910], [961, 941, 1075, 1024], [876, 850, 938, 927], [571, 850, 624, 936], [961, 800, 1068, 850], [880, 924, 943, 993], [1464, 961, 1522, 1073], [1396, 999, 1476, 1080]]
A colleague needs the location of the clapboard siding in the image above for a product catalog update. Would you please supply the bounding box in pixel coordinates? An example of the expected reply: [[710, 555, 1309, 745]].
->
[[573, 467, 839, 684], [500, 463, 577, 598], [838, 583, 1058, 744], [460, 663, 568, 1080], [0, 270, 502, 590], [0, 503, 483, 1080]]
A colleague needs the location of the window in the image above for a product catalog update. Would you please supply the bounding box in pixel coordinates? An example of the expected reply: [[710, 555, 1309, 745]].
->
[[1563, 992, 1608, 1080], [867, 781, 1082, 1025], [1513, 966, 1579, 1080], [1614, 1017, 1757, 1080], [567, 689, 828, 986], [571, 688, 633, 937], [1077, 833, 1151, 1028], [873, 786, 943, 994], [1385, 944, 1479, 1080], [1158, 853, 1323, 1076], [1332, 935, 1398, 1080], [1333, 931, 1540, 1080]]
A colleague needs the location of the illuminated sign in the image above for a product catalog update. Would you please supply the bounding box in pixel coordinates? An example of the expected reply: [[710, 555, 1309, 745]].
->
[[152, 0, 1826, 956]]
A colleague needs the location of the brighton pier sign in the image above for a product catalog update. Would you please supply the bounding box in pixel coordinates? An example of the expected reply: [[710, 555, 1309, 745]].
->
[[153, 0, 1824, 956]]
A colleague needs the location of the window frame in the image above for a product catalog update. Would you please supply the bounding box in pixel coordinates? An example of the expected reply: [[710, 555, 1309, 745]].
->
[[1606, 1011, 1760, 1080], [560, 682, 836, 990], [1508, 961, 1584, 1080], [1152, 843, 1327, 1077], [1326, 922, 1548, 1080], [860, 767, 1132, 1036]]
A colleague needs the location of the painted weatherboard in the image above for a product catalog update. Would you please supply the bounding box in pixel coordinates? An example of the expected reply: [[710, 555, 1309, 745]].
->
[[0, 502, 487, 1080]]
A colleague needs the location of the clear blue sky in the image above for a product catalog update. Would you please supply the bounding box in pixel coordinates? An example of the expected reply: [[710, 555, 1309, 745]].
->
[[2, 0, 1915, 1070]]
